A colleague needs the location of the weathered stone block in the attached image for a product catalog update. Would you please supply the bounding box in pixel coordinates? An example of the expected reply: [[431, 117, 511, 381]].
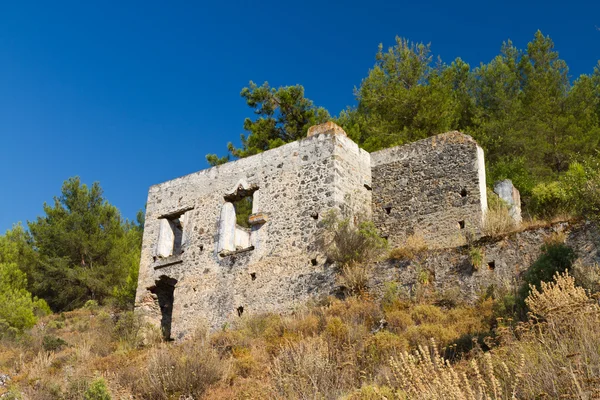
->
[[493, 179, 522, 223], [307, 121, 347, 137]]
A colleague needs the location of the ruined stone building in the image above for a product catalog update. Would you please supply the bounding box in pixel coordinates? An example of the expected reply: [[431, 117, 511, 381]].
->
[[135, 122, 492, 340]]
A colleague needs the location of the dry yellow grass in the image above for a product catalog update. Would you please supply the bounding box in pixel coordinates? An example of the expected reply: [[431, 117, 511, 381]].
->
[[389, 234, 429, 261], [2, 271, 599, 399]]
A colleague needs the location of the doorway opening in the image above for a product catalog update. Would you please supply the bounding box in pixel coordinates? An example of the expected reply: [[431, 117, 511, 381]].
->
[[149, 276, 178, 341]]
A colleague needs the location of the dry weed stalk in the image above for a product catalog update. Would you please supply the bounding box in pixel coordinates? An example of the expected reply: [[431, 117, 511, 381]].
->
[[388, 339, 523, 400], [526, 272, 592, 319], [501, 271, 600, 398], [483, 193, 516, 237]]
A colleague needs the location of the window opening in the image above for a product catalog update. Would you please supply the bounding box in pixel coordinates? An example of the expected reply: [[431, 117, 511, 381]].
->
[[156, 212, 186, 258], [250, 272, 256, 281], [460, 188, 468, 197], [237, 306, 244, 317], [384, 206, 392, 215], [458, 220, 465, 229], [233, 195, 253, 228], [487, 261, 496, 270], [219, 182, 260, 254]]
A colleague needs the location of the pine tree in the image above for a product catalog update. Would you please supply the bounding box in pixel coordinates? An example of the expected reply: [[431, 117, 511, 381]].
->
[[206, 81, 329, 165]]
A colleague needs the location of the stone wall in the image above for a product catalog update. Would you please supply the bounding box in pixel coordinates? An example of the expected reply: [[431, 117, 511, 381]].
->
[[135, 131, 371, 339], [370, 132, 487, 249], [135, 124, 499, 339], [368, 222, 600, 302]]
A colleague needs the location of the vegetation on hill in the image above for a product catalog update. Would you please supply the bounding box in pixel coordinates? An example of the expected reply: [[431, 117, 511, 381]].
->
[[0, 177, 143, 337], [1, 29, 599, 400], [1, 264, 598, 399]]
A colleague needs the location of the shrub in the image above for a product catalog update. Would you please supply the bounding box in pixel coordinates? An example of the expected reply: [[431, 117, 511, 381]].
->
[[387, 341, 523, 399], [410, 304, 444, 325], [83, 378, 111, 400], [529, 160, 600, 220], [389, 234, 428, 261], [517, 243, 575, 316], [404, 324, 458, 347], [112, 311, 143, 350], [42, 334, 68, 352], [483, 189, 516, 236], [364, 331, 408, 364], [497, 272, 600, 398], [468, 246, 484, 270], [381, 282, 410, 312], [322, 210, 387, 267], [135, 339, 224, 399], [385, 310, 414, 332], [326, 297, 382, 328], [526, 272, 592, 319], [0, 262, 51, 334], [83, 299, 99, 311]]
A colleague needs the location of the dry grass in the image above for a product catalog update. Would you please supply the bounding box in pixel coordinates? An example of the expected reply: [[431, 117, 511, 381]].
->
[[384, 341, 524, 400], [2, 271, 600, 399], [542, 230, 567, 246], [270, 336, 357, 399], [133, 336, 225, 399], [389, 234, 428, 261], [340, 263, 372, 295], [493, 272, 600, 399], [483, 194, 517, 237]]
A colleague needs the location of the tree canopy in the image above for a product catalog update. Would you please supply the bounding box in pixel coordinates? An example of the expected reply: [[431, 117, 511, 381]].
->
[[1, 177, 143, 312], [206, 81, 329, 166], [207, 31, 599, 219], [342, 31, 600, 198]]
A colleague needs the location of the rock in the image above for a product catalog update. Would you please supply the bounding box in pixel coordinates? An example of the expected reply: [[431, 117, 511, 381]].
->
[[494, 179, 522, 223]]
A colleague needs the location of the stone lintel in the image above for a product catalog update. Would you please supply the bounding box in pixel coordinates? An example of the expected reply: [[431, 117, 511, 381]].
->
[[158, 206, 194, 219], [153, 254, 183, 269], [307, 121, 347, 137], [218, 246, 255, 258], [248, 212, 269, 225]]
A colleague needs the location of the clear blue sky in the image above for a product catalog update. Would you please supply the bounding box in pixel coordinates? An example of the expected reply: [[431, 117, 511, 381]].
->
[[1, 0, 599, 232]]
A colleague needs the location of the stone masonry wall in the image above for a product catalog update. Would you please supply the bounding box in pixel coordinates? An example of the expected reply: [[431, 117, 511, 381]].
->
[[135, 131, 371, 339], [368, 221, 600, 302], [370, 132, 487, 249], [135, 125, 498, 340]]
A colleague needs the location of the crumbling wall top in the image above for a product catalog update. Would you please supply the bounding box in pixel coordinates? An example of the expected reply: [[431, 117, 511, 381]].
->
[[307, 121, 347, 137]]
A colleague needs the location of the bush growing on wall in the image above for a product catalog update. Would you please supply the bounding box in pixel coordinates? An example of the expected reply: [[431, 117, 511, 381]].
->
[[322, 210, 388, 267]]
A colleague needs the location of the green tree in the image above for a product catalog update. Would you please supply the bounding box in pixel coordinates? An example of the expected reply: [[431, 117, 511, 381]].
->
[[0, 262, 50, 335], [345, 37, 467, 151], [206, 81, 329, 165], [473, 31, 600, 195], [25, 177, 143, 311], [0, 227, 51, 334]]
